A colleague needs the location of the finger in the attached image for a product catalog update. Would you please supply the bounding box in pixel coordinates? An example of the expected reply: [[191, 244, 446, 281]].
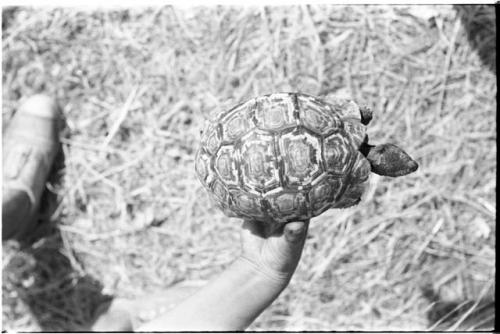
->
[[270, 220, 309, 273], [283, 220, 309, 245]]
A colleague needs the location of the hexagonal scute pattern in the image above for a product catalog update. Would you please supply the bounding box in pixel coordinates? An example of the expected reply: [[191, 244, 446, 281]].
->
[[197, 92, 373, 223], [195, 149, 211, 183], [323, 132, 353, 175], [254, 94, 295, 131], [211, 178, 229, 203], [298, 94, 341, 136], [309, 174, 343, 216], [203, 124, 221, 155], [279, 130, 323, 186], [230, 189, 266, 220], [239, 131, 280, 193], [350, 151, 371, 184], [215, 146, 239, 186], [265, 191, 309, 222], [221, 101, 253, 143]]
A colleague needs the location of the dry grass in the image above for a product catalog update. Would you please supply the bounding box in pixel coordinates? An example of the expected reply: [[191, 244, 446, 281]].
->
[[2, 5, 496, 331]]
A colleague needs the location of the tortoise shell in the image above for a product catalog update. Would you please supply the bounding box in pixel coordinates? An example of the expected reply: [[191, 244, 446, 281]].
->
[[195, 92, 372, 223]]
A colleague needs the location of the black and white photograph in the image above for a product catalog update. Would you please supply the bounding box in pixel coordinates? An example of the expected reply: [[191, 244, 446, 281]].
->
[[1, 2, 496, 332]]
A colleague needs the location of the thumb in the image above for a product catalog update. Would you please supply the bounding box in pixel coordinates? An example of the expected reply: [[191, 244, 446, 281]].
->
[[266, 220, 309, 277], [271, 220, 309, 275], [281, 220, 309, 249]]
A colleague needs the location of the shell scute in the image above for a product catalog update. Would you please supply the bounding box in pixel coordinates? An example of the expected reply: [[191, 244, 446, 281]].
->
[[221, 102, 253, 142], [254, 94, 296, 132], [197, 93, 374, 223], [239, 131, 280, 193], [297, 94, 342, 136], [215, 146, 239, 186], [265, 191, 309, 221], [323, 132, 353, 175], [279, 130, 323, 187]]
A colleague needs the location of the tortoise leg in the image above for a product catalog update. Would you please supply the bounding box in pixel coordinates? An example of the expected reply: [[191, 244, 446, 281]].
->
[[360, 106, 373, 125], [361, 143, 418, 177]]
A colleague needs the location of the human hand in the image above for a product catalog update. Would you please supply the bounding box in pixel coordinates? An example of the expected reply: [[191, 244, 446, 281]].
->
[[137, 220, 309, 332], [239, 220, 309, 285]]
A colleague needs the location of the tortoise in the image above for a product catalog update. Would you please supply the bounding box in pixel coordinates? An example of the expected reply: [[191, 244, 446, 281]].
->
[[195, 92, 418, 224]]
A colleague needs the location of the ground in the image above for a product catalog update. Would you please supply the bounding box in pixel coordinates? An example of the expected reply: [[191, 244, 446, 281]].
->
[[2, 4, 496, 331]]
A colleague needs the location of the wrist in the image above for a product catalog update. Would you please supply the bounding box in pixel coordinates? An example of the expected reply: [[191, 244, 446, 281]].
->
[[235, 256, 292, 289]]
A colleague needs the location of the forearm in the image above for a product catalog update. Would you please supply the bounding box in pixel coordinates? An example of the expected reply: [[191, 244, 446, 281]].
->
[[137, 257, 289, 331]]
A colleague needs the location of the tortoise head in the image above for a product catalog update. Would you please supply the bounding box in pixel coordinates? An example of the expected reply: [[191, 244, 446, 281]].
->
[[360, 143, 418, 177]]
